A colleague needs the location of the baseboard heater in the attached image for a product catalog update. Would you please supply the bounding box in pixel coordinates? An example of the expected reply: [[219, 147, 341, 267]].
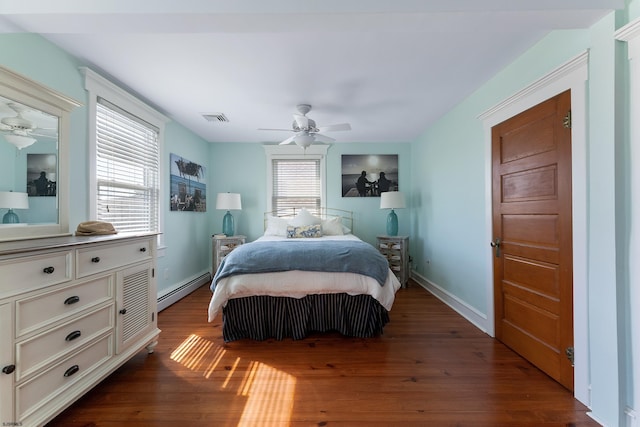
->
[[157, 272, 211, 312]]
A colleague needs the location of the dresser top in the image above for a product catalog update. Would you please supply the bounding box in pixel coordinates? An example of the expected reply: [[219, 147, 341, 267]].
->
[[0, 232, 157, 256]]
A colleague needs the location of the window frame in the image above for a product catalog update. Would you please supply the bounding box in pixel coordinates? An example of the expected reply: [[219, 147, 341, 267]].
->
[[263, 144, 328, 213], [82, 67, 169, 247]]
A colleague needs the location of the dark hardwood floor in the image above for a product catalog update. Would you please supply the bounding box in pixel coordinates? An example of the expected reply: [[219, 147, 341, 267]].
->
[[46, 280, 599, 426]]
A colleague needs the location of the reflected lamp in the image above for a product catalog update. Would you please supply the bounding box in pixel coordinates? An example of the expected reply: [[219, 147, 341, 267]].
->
[[216, 193, 242, 236], [380, 191, 406, 236], [0, 191, 29, 224]]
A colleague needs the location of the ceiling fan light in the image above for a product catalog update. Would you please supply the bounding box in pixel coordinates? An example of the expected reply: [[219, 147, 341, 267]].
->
[[294, 134, 314, 148], [4, 134, 37, 149]]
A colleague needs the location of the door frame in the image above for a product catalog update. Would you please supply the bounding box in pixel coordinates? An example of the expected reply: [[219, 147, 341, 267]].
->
[[479, 51, 589, 406]]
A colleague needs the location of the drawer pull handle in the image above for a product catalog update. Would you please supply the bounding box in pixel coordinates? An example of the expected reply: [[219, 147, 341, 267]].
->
[[2, 365, 15, 375], [119, 308, 127, 315], [91, 256, 101, 263], [64, 295, 80, 305], [43, 266, 55, 274], [65, 330, 82, 341], [64, 365, 80, 377], [140, 247, 147, 252]]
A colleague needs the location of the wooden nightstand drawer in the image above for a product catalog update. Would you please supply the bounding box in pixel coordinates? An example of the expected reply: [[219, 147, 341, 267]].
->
[[16, 275, 113, 337], [76, 238, 152, 278], [15, 333, 113, 421], [0, 250, 71, 298], [16, 304, 114, 381]]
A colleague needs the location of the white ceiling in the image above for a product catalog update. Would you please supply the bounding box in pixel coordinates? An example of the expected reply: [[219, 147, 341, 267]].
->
[[0, 1, 624, 144]]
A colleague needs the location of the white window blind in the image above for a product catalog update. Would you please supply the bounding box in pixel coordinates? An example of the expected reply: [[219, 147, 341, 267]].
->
[[272, 158, 321, 212], [96, 97, 159, 233]]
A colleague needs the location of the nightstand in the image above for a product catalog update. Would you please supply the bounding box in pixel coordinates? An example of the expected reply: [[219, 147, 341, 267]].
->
[[377, 235, 409, 287], [212, 235, 246, 275]]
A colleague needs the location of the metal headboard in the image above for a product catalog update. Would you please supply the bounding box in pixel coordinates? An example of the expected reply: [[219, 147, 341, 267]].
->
[[264, 207, 353, 232]]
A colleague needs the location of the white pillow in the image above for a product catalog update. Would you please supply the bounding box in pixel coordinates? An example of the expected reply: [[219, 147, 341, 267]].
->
[[321, 217, 344, 236], [289, 208, 322, 227], [264, 215, 289, 236]]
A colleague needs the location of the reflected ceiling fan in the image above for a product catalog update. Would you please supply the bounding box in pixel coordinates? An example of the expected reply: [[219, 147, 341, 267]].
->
[[0, 102, 57, 149], [259, 104, 351, 148]]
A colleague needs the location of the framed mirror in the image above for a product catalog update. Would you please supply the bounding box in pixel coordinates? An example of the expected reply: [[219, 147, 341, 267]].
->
[[0, 65, 81, 241]]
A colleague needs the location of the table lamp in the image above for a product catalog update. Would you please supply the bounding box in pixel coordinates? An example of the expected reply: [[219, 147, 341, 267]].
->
[[380, 191, 406, 236], [0, 191, 29, 224], [216, 192, 242, 236]]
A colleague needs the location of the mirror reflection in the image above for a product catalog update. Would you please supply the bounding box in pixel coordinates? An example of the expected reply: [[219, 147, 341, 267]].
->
[[0, 94, 59, 225]]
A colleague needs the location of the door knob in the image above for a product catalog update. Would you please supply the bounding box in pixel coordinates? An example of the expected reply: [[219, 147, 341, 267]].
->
[[490, 238, 501, 258]]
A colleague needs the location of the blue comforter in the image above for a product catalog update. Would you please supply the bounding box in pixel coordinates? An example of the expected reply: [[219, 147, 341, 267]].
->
[[211, 239, 389, 290]]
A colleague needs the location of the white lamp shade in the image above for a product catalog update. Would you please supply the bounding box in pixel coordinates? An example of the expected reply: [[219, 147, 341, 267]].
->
[[216, 193, 242, 210], [0, 191, 29, 209], [380, 191, 406, 209], [4, 134, 37, 150], [294, 134, 314, 148]]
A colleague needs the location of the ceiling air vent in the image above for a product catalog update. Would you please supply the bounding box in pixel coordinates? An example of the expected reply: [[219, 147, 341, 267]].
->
[[202, 113, 229, 123]]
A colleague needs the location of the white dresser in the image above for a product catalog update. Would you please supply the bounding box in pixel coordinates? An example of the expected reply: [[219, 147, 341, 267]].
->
[[0, 233, 161, 427]]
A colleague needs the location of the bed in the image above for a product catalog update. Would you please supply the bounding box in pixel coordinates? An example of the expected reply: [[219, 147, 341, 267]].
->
[[207, 208, 402, 342]]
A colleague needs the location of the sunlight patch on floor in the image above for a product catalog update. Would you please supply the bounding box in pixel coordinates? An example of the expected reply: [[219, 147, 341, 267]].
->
[[170, 334, 296, 424], [237, 361, 296, 426]]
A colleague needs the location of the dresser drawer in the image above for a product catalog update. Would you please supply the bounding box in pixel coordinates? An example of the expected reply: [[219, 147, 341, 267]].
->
[[76, 238, 152, 278], [0, 250, 72, 298], [16, 333, 113, 421], [16, 304, 114, 381], [16, 275, 113, 337]]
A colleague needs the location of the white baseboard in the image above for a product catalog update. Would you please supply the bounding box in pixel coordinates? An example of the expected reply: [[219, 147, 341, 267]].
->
[[157, 271, 210, 311], [410, 271, 488, 334]]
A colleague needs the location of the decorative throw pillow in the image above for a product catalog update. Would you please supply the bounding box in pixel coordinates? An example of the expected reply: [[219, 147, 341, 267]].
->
[[289, 208, 322, 227], [286, 224, 323, 238], [321, 217, 344, 236]]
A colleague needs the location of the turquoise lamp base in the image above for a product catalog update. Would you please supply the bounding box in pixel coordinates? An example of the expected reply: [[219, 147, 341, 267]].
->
[[222, 210, 235, 236], [2, 209, 20, 224], [386, 209, 398, 236]]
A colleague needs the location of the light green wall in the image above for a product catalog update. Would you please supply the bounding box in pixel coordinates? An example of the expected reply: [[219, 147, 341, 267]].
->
[[408, 4, 639, 425], [209, 142, 412, 247], [0, 33, 213, 298]]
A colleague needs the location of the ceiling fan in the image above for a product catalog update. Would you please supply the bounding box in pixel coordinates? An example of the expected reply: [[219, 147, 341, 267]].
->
[[0, 102, 57, 149], [259, 104, 351, 148]]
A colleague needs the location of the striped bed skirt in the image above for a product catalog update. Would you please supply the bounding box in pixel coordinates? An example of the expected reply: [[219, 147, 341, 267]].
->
[[221, 293, 390, 342]]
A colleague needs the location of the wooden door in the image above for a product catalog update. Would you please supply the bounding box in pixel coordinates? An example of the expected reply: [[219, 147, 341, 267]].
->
[[492, 90, 574, 390]]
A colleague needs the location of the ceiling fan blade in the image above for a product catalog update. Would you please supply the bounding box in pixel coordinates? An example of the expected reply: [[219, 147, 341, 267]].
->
[[30, 132, 57, 139], [312, 133, 336, 143], [293, 114, 308, 129], [279, 134, 297, 145], [317, 123, 351, 132], [258, 128, 293, 132]]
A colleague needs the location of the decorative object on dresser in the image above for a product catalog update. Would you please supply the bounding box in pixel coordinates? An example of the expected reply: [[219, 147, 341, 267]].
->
[[380, 191, 406, 236], [0, 233, 160, 426], [216, 192, 242, 236], [212, 234, 246, 275], [377, 235, 409, 288], [0, 191, 29, 224]]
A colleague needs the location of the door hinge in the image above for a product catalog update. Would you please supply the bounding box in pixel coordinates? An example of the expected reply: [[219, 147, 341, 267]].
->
[[152, 268, 155, 278], [565, 346, 574, 366], [563, 110, 572, 129]]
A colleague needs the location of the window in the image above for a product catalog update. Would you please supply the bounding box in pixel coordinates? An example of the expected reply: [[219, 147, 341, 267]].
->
[[95, 98, 159, 232], [83, 67, 168, 235], [264, 145, 327, 213], [272, 158, 321, 212]]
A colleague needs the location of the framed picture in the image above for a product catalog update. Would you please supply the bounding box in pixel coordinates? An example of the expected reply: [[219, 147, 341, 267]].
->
[[26, 153, 57, 196], [170, 153, 207, 212], [341, 154, 398, 197]]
